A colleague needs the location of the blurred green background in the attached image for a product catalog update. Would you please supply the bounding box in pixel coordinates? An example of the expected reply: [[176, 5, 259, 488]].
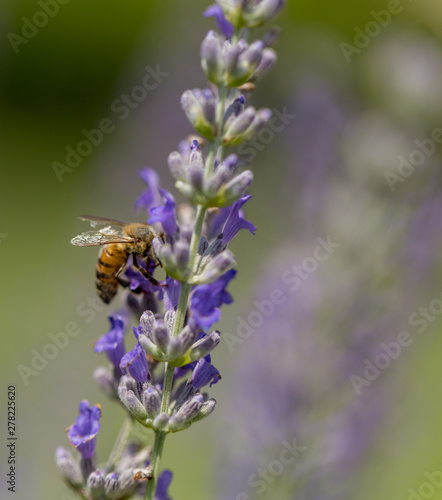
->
[[1, 0, 442, 499]]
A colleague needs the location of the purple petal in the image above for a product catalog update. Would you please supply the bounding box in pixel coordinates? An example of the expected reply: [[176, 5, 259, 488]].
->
[[204, 5, 234, 38], [190, 358, 221, 389], [94, 314, 126, 368], [119, 337, 149, 384], [155, 469, 173, 500], [67, 401, 101, 459], [221, 195, 256, 244], [149, 188, 178, 235], [190, 270, 236, 330], [134, 168, 162, 214]]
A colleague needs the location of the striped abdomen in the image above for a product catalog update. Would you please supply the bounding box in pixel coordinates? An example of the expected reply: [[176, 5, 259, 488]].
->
[[95, 244, 127, 304]]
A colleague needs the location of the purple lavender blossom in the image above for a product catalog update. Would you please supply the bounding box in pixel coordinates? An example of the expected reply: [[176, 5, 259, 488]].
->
[[149, 188, 178, 235], [119, 331, 149, 385], [206, 206, 230, 241], [204, 5, 234, 38], [190, 358, 221, 389], [67, 401, 101, 460], [155, 470, 173, 500], [94, 314, 126, 369], [215, 262, 391, 499], [190, 269, 236, 330], [221, 195, 256, 243], [134, 168, 162, 214]]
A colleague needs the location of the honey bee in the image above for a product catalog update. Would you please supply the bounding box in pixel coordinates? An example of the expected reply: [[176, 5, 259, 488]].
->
[[71, 216, 165, 304]]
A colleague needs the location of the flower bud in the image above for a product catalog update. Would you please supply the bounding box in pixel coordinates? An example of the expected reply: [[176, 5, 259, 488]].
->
[[223, 107, 256, 144], [189, 331, 221, 361], [175, 181, 196, 201], [188, 166, 204, 193], [262, 26, 282, 47], [217, 170, 254, 207], [222, 96, 245, 131], [139, 311, 155, 340], [122, 389, 148, 422], [151, 321, 169, 353], [193, 250, 236, 284], [243, 0, 285, 27], [55, 447, 83, 488], [167, 336, 184, 361], [175, 239, 190, 271], [244, 108, 272, 137], [189, 398, 217, 423], [204, 154, 238, 196], [201, 31, 224, 85], [104, 472, 119, 496], [178, 326, 198, 354], [153, 412, 170, 430], [142, 386, 162, 420], [168, 395, 204, 432], [227, 41, 264, 87], [168, 151, 186, 182], [138, 334, 163, 361], [252, 48, 277, 80], [87, 469, 105, 496], [93, 367, 117, 399], [117, 469, 138, 495], [181, 89, 217, 140]]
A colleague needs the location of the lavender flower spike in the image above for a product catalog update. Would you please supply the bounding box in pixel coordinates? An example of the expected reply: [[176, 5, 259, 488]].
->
[[59, 3, 285, 499]]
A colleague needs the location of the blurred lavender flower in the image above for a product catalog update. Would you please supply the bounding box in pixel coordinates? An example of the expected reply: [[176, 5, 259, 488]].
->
[[134, 168, 162, 214], [204, 5, 234, 38], [154, 470, 173, 500]]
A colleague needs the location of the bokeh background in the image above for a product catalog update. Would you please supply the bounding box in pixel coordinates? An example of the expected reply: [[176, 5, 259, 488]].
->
[[1, 0, 442, 499]]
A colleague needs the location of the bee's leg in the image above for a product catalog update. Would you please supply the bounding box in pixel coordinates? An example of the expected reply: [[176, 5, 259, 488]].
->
[[116, 276, 130, 288], [133, 256, 167, 287], [115, 261, 127, 278]]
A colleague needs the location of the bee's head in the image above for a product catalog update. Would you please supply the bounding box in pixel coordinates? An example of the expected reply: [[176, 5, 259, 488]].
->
[[126, 224, 155, 255]]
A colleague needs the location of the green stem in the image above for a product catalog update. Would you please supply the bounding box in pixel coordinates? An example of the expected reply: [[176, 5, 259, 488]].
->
[[144, 81, 228, 500]]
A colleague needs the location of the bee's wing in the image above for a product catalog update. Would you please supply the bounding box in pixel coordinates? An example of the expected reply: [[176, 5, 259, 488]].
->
[[71, 230, 135, 247], [79, 215, 127, 228]]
